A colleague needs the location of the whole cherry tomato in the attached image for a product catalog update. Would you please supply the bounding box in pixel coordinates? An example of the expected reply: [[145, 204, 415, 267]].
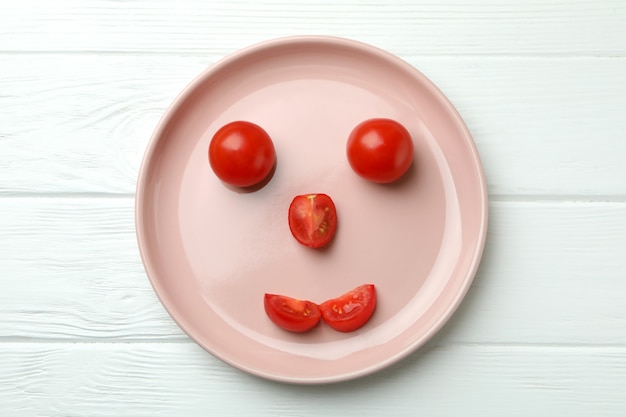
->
[[288, 193, 338, 248], [208, 121, 276, 187], [320, 284, 376, 332], [347, 118, 414, 183], [264, 293, 321, 332]]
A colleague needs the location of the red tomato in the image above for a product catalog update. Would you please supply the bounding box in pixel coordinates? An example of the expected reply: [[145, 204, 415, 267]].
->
[[320, 284, 376, 332], [208, 121, 276, 187], [264, 293, 321, 333], [288, 193, 338, 248], [347, 118, 414, 183]]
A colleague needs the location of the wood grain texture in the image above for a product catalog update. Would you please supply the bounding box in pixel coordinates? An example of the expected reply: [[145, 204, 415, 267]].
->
[[2, 1, 626, 415], [2, 197, 625, 344], [1, 55, 625, 195], [0, 55, 208, 194], [1, 0, 625, 55], [2, 342, 626, 416], [0, 197, 184, 340]]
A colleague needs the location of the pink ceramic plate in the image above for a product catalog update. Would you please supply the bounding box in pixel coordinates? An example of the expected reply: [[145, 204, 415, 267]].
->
[[136, 36, 488, 384]]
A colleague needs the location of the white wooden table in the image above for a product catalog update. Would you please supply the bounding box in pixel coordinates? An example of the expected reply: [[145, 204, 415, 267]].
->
[[2, 1, 626, 415]]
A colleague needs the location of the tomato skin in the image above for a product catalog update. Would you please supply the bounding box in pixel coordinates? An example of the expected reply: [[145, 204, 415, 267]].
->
[[208, 121, 276, 187], [288, 193, 338, 248], [347, 118, 414, 183], [264, 293, 321, 332], [320, 284, 376, 332]]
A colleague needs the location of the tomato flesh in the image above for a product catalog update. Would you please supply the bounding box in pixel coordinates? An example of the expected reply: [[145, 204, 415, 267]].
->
[[320, 284, 376, 332], [288, 193, 338, 248], [347, 118, 414, 183], [264, 293, 321, 332], [208, 121, 276, 188]]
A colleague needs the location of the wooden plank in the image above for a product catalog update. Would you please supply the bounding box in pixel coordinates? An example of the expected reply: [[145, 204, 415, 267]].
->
[[439, 200, 626, 345], [0, 55, 209, 194], [2, 342, 625, 416], [1, 198, 625, 344], [1, 1, 625, 55], [1, 54, 625, 196], [0, 197, 184, 340]]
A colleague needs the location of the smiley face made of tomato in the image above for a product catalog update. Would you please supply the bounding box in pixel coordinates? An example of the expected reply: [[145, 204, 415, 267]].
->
[[208, 118, 414, 333], [135, 37, 489, 385]]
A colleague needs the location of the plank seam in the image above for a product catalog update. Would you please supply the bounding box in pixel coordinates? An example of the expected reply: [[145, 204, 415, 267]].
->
[[2, 339, 626, 349], [3, 193, 626, 203], [1, 51, 626, 59]]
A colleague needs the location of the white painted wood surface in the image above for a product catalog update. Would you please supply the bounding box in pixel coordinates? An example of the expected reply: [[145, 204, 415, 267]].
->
[[1, 1, 625, 415]]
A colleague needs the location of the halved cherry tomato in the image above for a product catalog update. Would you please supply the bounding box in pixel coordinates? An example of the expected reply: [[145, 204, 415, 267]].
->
[[208, 121, 276, 188], [288, 193, 337, 248], [264, 293, 321, 332], [347, 118, 414, 183], [320, 284, 376, 332]]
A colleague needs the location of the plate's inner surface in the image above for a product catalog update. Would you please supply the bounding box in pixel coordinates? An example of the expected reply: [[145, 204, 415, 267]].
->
[[137, 38, 486, 383]]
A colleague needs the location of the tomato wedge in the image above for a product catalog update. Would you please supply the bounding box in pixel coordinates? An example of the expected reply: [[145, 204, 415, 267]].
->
[[288, 193, 338, 248], [264, 293, 321, 333], [320, 284, 377, 332]]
